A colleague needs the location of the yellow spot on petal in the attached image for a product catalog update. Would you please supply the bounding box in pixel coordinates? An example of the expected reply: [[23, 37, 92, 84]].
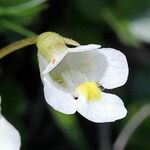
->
[[76, 82, 101, 101], [50, 73, 64, 84]]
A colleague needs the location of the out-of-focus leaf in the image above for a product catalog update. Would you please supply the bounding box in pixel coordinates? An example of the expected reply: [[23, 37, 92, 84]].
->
[[50, 109, 90, 150], [0, 0, 47, 26], [0, 0, 47, 16], [9, 4, 47, 25], [0, 19, 36, 36], [0, 0, 29, 6], [101, 8, 140, 47]]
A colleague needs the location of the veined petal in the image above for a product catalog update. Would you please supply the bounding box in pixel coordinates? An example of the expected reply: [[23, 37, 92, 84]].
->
[[49, 50, 108, 88], [76, 92, 127, 123], [98, 48, 129, 89], [68, 44, 101, 52], [0, 97, 21, 150], [43, 76, 76, 114], [38, 44, 101, 75]]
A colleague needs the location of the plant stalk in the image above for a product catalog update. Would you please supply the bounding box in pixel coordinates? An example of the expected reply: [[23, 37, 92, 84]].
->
[[0, 36, 38, 59]]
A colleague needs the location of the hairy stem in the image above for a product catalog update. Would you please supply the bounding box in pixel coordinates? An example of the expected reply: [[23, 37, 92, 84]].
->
[[0, 36, 38, 59]]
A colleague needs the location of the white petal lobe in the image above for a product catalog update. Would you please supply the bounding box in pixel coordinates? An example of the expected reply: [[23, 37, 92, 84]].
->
[[68, 44, 101, 52], [0, 116, 21, 150], [43, 76, 76, 114], [76, 92, 127, 123], [98, 48, 129, 89], [0, 96, 21, 150]]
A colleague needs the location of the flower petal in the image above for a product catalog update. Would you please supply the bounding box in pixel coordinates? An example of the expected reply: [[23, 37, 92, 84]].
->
[[38, 52, 68, 75], [50, 50, 107, 87], [0, 117, 21, 150], [76, 92, 127, 123], [38, 43, 101, 76], [98, 48, 129, 89], [0, 97, 21, 150], [43, 76, 76, 114], [68, 44, 101, 52]]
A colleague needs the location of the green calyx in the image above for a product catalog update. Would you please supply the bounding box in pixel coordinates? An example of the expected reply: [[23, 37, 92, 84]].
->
[[37, 32, 80, 62]]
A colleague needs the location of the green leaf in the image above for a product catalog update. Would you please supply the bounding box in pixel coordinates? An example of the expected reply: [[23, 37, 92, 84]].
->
[[0, 0, 47, 26], [0, 19, 36, 36], [0, 0, 47, 16]]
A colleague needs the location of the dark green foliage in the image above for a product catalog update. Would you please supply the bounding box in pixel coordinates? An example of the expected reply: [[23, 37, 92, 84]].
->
[[0, 0, 150, 149]]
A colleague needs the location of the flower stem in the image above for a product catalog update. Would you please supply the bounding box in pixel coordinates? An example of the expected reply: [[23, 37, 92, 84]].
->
[[0, 36, 38, 59]]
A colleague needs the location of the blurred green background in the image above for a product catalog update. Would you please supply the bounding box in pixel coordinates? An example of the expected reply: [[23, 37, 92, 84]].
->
[[0, 0, 150, 150]]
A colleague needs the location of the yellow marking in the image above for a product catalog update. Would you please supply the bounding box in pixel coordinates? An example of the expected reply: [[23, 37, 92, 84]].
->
[[76, 82, 101, 101], [50, 73, 64, 84]]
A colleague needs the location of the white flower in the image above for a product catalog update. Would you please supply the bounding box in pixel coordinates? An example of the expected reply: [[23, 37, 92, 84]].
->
[[37, 32, 128, 123], [0, 96, 21, 150]]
